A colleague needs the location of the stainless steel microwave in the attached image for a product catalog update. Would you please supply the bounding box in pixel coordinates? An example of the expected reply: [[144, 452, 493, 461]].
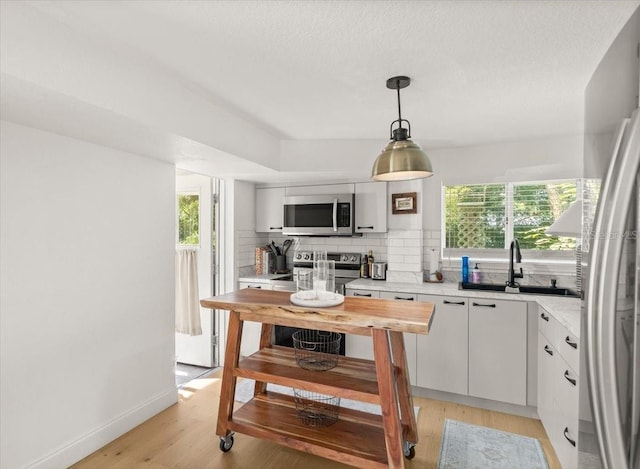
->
[[282, 194, 354, 236]]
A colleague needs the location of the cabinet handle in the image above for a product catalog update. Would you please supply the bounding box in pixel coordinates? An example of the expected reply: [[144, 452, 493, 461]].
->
[[247, 285, 262, 289], [394, 296, 415, 301], [357, 226, 374, 230], [563, 427, 576, 447], [544, 345, 554, 356], [540, 312, 549, 321], [565, 336, 578, 349], [354, 292, 372, 297], [443, 300, 466, 305], [269, 226, 283, 230], [472, 302, 496, 308], [564, 370, 576, 386]]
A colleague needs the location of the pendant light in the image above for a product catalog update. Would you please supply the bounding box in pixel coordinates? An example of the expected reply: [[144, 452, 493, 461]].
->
[[546, 200, 582, 237], [371, 76, 434, 181]]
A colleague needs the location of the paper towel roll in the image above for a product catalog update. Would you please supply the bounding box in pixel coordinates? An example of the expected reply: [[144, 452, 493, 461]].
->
[[428, 249, 440, 273]]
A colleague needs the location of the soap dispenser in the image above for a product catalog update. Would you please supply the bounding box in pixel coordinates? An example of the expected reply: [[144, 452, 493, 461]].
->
[[471, 263, 481, 283]]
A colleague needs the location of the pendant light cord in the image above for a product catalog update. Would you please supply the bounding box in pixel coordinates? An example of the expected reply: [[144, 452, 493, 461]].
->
[[396, 83, 402, 122]]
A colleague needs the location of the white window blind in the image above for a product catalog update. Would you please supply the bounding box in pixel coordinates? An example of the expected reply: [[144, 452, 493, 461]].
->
[[444, 180, 577, 251]]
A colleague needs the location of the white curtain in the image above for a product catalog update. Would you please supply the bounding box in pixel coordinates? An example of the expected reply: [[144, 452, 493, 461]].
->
[[175, 249, 202, 336]]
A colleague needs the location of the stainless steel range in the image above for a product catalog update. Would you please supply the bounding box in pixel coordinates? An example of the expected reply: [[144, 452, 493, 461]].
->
[[275, 251, 362, 355], [292, 251, 361, 295]]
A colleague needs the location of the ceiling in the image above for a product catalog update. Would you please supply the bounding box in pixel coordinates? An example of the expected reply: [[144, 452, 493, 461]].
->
[[1, 0, 638, 182]]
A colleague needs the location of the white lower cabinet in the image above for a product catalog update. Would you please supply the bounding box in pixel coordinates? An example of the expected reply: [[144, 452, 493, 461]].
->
[[238, 282, 272, 357], [416, 295, 469, 395], [345, 288, 530, 406], [468, 299, 527, 405], [344, 289, 417, 385], [537, 307, 579, 469]]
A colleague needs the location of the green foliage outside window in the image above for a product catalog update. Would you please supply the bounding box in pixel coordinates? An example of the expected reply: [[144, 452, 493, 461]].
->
[[445, 180, 577, 251], [178, 194, 199, 245]]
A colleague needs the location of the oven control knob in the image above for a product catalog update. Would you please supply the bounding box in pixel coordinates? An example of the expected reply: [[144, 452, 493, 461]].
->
[[294, 253, 301, 260], [341, 255, 348, 262], [303, 254, 310, 260], [350, 255, 357, 262]]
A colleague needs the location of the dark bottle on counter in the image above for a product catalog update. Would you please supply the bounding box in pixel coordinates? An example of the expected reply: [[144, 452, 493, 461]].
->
[[361, 254, 369, 278], [368, 250, 374, 275]]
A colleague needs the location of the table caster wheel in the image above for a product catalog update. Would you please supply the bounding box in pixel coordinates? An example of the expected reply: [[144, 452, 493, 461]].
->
[[403, 442, 416, 459], [219, 435, 234, 452]]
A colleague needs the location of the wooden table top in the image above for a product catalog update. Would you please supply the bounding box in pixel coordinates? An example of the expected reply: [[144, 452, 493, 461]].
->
[[200, 289, 434, 336]]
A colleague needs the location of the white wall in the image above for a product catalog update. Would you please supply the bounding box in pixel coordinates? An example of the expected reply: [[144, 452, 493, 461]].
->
[[0, 121, 177, 469]]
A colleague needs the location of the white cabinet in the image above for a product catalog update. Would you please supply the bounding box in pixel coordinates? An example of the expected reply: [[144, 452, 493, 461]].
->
[[537, 307, 579, 469], [344, 289, 416, 386], [379, 291, 417, 385], [416, 295, 469, 395], [285, 183, 354, 196], [537, 330, 555, 431], [354, 182, 387, 233], [238, 281, 272, 356], [344, 289, 379, 361], [256, 187, 285, 232], [468, 299, 527, 405]]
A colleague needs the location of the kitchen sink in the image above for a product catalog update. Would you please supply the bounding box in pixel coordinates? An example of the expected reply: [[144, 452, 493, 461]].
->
[[459, 282, 580, 298]]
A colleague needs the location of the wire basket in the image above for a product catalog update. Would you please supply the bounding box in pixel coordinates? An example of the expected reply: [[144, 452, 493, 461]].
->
[[293, 389, 341, 427], [292, 329, 341, 371]]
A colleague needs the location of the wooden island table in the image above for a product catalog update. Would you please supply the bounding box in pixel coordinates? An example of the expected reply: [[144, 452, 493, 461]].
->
[[200, 289, 434, 469]]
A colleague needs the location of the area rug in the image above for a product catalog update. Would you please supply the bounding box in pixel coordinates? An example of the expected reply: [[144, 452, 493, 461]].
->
[[437, 419, 548, 469], [234, 378, 419, 418]]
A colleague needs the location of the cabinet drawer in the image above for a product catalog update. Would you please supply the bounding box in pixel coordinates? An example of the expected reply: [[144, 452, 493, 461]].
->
[[553, 324, 579, 373], [538, 306, 555, 341], [346, 289, 380, 298], [379, 291, 417, 301], [553, 352, 579, 469]]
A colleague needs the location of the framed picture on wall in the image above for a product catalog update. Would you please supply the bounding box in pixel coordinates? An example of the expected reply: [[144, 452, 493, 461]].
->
[[392, 192, 417, 214]]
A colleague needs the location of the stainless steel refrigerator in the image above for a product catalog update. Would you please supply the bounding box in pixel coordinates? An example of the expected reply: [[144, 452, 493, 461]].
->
[[580, 7, 640, 469]]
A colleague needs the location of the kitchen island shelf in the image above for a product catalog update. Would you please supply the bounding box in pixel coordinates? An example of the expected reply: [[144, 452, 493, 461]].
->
[[235, 345, 383, 404], [201, 289, 434, 469], [230, 390, 389, 469]]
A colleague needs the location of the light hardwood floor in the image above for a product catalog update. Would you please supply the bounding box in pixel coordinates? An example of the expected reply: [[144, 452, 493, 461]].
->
[[72, 370, 560, 469]]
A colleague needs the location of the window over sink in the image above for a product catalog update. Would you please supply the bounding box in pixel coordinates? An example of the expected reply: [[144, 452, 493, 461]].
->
[[443, 179, 579, 260]]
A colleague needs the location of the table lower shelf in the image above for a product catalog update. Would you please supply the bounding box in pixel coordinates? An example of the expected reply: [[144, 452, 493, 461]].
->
[[229, 391, 389, 469], [235, 345, 384, 404]]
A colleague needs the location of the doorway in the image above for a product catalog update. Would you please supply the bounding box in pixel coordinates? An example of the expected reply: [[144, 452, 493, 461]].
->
[[175, 170, 220, 375]]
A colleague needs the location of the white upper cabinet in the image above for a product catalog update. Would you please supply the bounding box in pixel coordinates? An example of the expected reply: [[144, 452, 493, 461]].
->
[[256, 187, 285, 232], [285, 183, 354, 196], [354, 182, 387, 233]]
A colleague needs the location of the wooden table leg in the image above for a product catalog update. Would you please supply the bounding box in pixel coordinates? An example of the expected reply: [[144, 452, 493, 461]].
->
[[389, 331, 418, 446], [254, 323, 274, 396], [372, 328, 405, 469], [216, 310, 243, 437]]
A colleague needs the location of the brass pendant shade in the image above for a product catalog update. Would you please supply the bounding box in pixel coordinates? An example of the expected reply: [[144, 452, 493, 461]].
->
[[371, 76, 434, 181]]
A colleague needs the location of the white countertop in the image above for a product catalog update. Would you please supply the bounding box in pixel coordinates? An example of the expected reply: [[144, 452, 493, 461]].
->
[[346, 278, 582, 338], [239, 273, 293, 283]]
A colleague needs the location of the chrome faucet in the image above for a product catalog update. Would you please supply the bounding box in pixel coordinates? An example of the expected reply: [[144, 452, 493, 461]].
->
[[507, 239, 523, 288]]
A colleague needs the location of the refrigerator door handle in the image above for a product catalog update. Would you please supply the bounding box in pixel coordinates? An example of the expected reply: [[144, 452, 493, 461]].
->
[[632, 172, 640, 469], [587, 110, 640, 469]]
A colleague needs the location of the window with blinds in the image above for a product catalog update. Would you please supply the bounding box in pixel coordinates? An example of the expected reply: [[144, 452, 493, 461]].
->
[[444, 180, 577, 251]]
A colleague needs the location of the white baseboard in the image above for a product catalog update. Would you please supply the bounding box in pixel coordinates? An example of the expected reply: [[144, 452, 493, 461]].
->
[[411, 386, 540, 419], [24, 387, 178, 469]]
